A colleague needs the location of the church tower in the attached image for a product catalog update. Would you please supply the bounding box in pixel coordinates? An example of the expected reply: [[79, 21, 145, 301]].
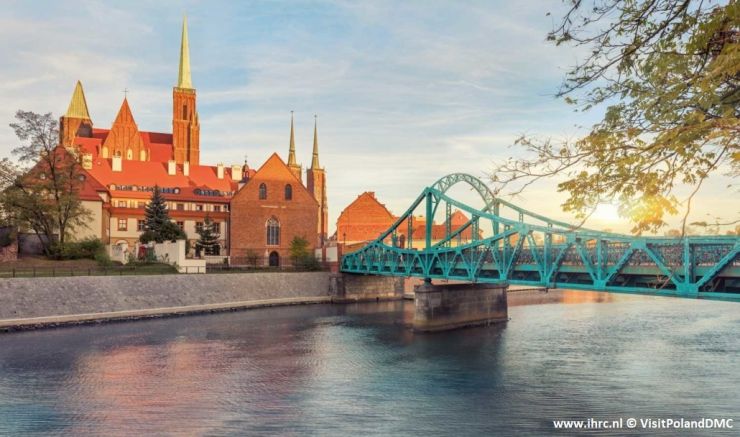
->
[[172, 16, 200, 166], [306, 116, 328, 246], [286, 111, 302, 182], [59, 81, 93, 147]]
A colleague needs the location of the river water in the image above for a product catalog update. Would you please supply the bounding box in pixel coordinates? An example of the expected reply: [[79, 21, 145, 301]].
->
[[0, 290, 738, 436]]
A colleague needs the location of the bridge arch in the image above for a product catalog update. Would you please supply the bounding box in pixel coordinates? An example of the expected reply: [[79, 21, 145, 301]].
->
[[431, 173, 497, 213]]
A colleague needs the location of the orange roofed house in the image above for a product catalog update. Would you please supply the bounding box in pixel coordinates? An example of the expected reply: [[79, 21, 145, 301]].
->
[[336, 192, 476, 251], [61, 18, 328, 265]]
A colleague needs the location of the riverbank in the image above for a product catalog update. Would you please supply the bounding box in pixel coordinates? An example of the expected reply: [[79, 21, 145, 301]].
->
[[0, 272, 332, 332]]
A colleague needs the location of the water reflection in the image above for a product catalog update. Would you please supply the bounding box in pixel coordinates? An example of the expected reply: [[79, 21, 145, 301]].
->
[[0, 291, 737, 436]]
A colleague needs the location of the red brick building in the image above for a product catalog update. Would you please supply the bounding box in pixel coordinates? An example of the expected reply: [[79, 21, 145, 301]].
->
[[61, 17, 328, 264], [336, 192, 475, 249], [230, 154, 319, 266]]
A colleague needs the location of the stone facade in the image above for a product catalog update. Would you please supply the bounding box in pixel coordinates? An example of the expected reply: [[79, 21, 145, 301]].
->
[[229, 154, 319, 266], [329, 273, 404, 302], [413, 282, 508, 331]]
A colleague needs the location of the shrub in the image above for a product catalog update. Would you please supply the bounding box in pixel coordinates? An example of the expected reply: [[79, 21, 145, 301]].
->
[[95, 251, 113, 267], [289, 236, 321, 270], [55, 238, 105, 260]]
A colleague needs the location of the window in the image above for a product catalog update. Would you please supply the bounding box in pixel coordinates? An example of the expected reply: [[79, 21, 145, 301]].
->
[[284, 184, 292, 200], [118, 218, 127, 231], [259, 183, 267, 200], [266, 217, 280, 246], [195, 204, 203, 211], [212, 222, 220, 233], [137, 202, 145, 208], [213, 205, 221, 212], [176, 221, 185, 230], [196, 222, 204, 232], [137, 220, 145, 231], [182, 104, 187, 120], [177, 203, 185, 211], [117, 201, 127, 208]]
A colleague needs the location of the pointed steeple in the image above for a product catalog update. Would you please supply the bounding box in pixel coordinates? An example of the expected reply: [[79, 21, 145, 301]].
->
[[177, 16, 193, 89], [113, 97, 136, 125], [287, 111, 297, 166], [311, 115, 320, 169], [103, 97, 145, 160], [65, 81, 91, 120]]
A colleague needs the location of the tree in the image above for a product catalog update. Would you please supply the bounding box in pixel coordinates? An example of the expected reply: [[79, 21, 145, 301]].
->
[[492, 1, 739, 234], [144, 185, 169, 235], [195, 214, 220, 256], [289, 235, 320, 270], [0, 110, 91, 257], [139, 186, 186, 243]]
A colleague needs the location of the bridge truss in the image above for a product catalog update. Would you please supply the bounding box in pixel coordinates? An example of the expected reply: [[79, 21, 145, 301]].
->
[[340, 174, 740, 299]]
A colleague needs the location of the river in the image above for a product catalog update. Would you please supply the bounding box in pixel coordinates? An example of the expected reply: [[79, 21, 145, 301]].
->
[[0, 290, 738, 435]]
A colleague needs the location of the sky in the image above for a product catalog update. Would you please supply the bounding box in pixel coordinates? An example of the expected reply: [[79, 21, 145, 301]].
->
[[0, 0, 733, 235]]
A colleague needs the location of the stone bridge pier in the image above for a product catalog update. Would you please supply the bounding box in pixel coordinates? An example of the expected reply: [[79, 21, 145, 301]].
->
[[413, 281, 508, 332], [329, 273, 404, 302]]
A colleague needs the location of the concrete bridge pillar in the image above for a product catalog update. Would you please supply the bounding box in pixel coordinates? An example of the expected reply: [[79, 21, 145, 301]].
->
[[329, 273, 404, 303], [413, 281, 508, 332]]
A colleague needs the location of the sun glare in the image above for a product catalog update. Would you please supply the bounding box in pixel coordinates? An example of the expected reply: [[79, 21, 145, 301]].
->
[[592, 203, 620, 222]]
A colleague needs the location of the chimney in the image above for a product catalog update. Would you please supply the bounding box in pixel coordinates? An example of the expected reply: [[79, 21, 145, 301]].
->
[[217, 163, 224, 179], [231, 164, 242, 181], [112, 155, 122, 172], [168, 160, 176, 176], [82, 153, 93, 170], [183, 161, 190, 176]]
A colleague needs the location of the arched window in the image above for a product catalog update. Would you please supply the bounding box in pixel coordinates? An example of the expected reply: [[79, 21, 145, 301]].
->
[[266, 217, 280, 246], [284, 184, 292, 200], [259, 183, 267, 200]]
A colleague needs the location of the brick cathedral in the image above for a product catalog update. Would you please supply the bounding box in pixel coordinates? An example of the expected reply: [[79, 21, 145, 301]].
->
[[62, 18, 328, 266]]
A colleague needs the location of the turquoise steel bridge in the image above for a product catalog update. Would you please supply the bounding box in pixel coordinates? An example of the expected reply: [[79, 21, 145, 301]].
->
[[340, 174, 740, 300]]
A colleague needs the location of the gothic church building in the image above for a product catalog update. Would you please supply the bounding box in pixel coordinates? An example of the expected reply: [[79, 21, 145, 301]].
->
[[62, 18, 328, 265]]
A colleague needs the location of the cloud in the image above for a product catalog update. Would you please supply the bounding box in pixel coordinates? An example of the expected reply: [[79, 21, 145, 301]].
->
[[0, 1, 729, 235]]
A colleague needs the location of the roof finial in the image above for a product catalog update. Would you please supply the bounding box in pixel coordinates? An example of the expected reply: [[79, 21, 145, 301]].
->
[[311, 114, 320, 169], [177, 15, 193, 89], [287, 110, 298, 166]]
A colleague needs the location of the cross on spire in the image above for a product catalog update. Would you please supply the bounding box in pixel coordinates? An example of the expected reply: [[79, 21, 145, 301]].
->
[[123, 88, 129, 98]]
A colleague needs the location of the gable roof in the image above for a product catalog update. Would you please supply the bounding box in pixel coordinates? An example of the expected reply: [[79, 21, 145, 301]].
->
[[236, 153, 317, 205], [337, 191, 395, 223]]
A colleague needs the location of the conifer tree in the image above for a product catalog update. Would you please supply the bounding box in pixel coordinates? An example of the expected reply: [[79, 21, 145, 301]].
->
[[144, 185, 169, 233], [140, 186, 185, 243], [196, 214, 220, 255]]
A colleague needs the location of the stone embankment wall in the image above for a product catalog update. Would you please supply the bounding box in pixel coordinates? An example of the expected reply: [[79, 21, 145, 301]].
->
[[0, 272, 331, 329]]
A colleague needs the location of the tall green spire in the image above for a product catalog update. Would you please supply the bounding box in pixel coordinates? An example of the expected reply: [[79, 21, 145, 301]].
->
[[177, 16, 193, 89], [311, 115, 320, 169], [65, 81, 91, 120], [287, 110, 297, 166]]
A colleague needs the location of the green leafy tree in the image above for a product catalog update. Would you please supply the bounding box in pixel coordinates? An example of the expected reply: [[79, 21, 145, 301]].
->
[[140, 186, 186, 243], [195, 214, 220, 256], [492, 1, 739, 234], [0, 110, 91, 257], [289, 235, 320, 270]]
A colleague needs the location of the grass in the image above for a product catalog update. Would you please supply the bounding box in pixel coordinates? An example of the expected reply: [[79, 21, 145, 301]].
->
[[0, 258, 177, 278]]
